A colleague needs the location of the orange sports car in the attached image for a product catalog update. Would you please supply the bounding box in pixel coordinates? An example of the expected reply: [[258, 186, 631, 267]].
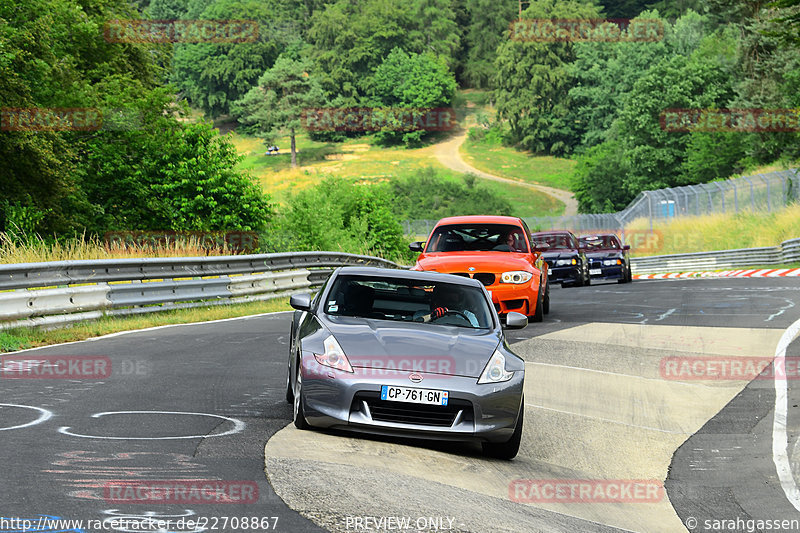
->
[[409, 215, 550, 321]]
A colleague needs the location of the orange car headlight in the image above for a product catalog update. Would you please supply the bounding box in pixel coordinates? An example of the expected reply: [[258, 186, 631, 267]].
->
[[500, 271, 533, 284]]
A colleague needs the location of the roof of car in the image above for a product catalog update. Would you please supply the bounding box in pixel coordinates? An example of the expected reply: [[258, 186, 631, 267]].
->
[[580, 233, 618, 239], [433, 215, 523, 226], [333, 266, 484, 288], [531, 230, 575, 236]]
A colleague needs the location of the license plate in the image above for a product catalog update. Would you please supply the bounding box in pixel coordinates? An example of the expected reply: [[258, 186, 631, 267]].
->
[[589, 269, 602, 275], [381, 385, 449, 406]]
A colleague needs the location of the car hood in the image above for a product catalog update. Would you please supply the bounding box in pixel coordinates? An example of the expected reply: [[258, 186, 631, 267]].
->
[[541, 251, 578, 260], [322, 317, 501, 378], [585, 250, 623, 258], [416, 252, 533, 273]]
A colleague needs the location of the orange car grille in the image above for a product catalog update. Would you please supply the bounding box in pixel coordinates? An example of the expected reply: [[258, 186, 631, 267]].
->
[[451, 272, 495, 286]]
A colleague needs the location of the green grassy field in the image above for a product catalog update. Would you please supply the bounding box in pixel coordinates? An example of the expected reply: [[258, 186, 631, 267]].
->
[[460, 137, 577, 191], [227, 127, 563, 216]]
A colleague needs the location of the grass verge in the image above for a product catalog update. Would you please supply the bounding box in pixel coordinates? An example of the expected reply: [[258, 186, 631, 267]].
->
[[0, 298, 292, 353], [626, 204, 800, 256]]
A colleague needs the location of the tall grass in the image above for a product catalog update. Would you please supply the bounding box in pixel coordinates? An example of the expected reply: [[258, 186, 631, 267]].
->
[[0, 233, 239, 264], [626, 204, 800, 256]]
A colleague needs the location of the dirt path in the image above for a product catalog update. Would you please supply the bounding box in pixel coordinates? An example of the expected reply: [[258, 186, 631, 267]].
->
[[433, 130, 579, 216]]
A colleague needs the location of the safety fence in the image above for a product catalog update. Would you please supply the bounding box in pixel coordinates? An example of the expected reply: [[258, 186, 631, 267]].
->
[[0, 252, 400, 330], [401, 168, 800, 235]]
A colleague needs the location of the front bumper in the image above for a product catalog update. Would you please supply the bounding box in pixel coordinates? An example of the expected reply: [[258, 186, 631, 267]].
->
[[546, 264, 581, 283], [299, 356, 524, 444], [588, 262, 624, 280], [486, 282, 536, 315]]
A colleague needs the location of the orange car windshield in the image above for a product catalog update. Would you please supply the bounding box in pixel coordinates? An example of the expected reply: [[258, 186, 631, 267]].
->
[[426, 224, 529, 253]]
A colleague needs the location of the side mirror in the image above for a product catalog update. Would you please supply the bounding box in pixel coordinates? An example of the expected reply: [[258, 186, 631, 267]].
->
[[290, 293, 312, 311], [505, 312, 528, 329], [622, 244, 631, 250], [409, 241, 424, 252]]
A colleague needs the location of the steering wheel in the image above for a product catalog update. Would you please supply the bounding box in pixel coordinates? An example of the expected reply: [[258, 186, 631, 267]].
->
[[431, 310, 471, 326]]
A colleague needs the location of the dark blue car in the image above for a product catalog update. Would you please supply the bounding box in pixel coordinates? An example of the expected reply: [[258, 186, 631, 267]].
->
[[579, 233, 632, 284], [530, 231, 590, 288]]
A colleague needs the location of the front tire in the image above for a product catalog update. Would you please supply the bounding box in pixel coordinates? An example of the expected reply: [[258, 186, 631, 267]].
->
[[482, 399, 524, 460], [293, 368, 309, 430], [542, 282, 550, 314], [285, 370, 294, 404], [530, 283, 544, 323]]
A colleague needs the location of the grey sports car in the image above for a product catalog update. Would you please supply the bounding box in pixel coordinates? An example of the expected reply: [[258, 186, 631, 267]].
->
[[285, 266, 527, 459]]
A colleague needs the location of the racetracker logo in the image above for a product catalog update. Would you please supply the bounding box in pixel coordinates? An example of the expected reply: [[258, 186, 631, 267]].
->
[[301, 108, 456, 132], [660, 357, 800, 380], [1, 108, 143, 132], [303, 355, 459, 379], [2, 108, 102, 132], [103, 480, 258, 504], [509, 479, 663, 503], [510, 18, 664, 42], [1, 356, 111, 379], [103, 19, 259, 43], [660, 108, 800, 132]]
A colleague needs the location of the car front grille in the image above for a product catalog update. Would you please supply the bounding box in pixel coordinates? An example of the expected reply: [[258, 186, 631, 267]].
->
[[450, 272, 495, 286], [351, 392, 473, 428]]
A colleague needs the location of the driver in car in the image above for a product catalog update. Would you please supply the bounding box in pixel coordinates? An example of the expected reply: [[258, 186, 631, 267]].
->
[[413, 285, 479, 327]]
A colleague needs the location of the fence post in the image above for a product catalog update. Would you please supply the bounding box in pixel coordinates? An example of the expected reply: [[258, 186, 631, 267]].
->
[[743, 176, 755, 211], [732, 180, 738, 212], [646, 192, 653, 231], [760, 174, 772, 211], [713, 181, 726, 213]]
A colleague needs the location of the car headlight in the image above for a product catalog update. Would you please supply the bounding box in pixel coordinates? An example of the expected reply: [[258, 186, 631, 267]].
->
[[555, 258, 576, 266], [500, 271, 533, 284], [478, 350, 514, 384], [313, 335, 353, 373]]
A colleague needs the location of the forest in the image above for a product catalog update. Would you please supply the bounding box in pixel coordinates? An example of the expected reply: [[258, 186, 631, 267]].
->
[[1, 0, 798, 258]]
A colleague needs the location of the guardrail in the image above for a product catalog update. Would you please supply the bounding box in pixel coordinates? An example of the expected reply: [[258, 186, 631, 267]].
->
[[3, 241, 797, 330], [631, 238, 800, 274], [0, 252, 402, 330]]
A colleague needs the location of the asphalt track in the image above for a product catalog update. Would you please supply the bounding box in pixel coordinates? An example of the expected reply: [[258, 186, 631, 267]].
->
[[2, 278, 799, 533]]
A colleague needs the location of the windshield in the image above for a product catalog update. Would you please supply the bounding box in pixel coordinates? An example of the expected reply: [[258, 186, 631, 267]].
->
[[580, 235, 620, 249], [425, 224, 529, 253], [324, 275, 493, 329], [531, 233, 576, 250]]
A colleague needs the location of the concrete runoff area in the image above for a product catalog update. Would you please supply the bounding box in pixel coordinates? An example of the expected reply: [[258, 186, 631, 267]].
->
[[265, 323, 785, 532]]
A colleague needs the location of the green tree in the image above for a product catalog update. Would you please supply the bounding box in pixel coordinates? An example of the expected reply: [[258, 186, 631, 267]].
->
[[271, 177, 407, 261], [0, 0, 159, 234], [462, 0, 517, 88], [78, 81, 273, 233], [493, 0, 602, 155], [411, 0, 461, 63], [567, 11, 671, 151], [572, 140, 632, 213], [170, 0, 299, 118], [232, 56, 325, 167], [387, 167, 514, 219], [308, 0, 461, 102], [368, 48, 457, 145]]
